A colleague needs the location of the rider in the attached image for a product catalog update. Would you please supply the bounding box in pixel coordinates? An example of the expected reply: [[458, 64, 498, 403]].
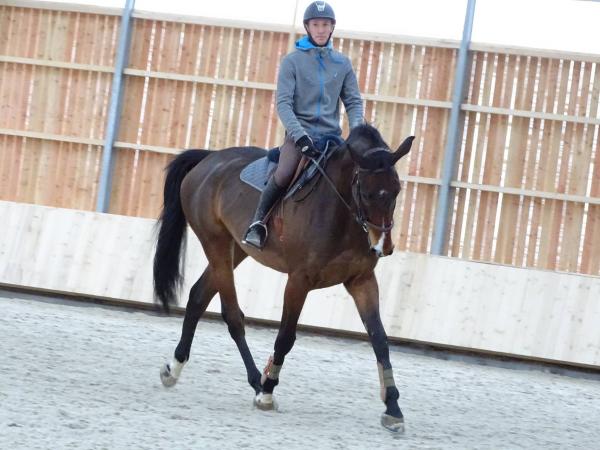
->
[[242, 0, 364, 249]]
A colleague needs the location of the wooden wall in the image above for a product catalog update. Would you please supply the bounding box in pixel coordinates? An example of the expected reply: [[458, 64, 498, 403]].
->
[[1, 2, 599, 277]]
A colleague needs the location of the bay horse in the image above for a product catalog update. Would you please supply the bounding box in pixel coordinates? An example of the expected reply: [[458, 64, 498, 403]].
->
[[153, 124, 414, 433]]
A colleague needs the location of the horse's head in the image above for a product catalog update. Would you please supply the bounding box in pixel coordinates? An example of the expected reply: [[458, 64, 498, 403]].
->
[[346, 125, 414, 257]]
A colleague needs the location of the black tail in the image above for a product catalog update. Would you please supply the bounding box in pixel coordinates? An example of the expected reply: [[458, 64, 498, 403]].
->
[[153, 149, 212, 313]]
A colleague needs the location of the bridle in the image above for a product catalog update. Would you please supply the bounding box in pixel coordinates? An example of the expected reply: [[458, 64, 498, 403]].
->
[[310, 153, 395, 234], [351, 167, 395, 233]]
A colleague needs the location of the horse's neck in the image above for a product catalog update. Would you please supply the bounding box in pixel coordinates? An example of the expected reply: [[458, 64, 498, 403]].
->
[[329, 151, 355, 197], [309, 151, 357, 227]]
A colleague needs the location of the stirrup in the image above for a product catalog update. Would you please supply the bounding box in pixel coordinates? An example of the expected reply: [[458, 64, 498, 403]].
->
[[242, 221, 268, 249]]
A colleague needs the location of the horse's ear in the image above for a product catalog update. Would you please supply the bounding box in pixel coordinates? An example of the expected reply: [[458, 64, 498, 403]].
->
[[391, 136, 415, 163], [347, 142, 369, 168]]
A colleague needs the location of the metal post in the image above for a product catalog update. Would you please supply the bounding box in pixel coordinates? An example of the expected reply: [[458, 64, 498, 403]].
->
[[430, 0, 476, 255], [96, 0, 136, 213]]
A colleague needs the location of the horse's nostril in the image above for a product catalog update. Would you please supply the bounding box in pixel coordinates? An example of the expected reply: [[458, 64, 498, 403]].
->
[[370, 247, 384, 257]]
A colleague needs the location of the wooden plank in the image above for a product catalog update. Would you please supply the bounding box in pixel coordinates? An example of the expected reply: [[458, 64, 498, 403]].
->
[[237, 86, 252, 147], [179, 21, 202, 77], [257, 30, 274, 85], [409, 48, 435, 251], [560, 124, 592, 272], [0, 5, 11, 56], [582, 203, 600, 275], [79, 12, 98, 66], [584, 141, 600, 275], [515, 58, 551, 266], [559, 60, 595, 271], [165, 21, 184, 74], [197, 24, 216, 78], [402, 105, 427, 251], [530, 59, 561, 267], [127, 18, 146, 71], [109, 148, 134, 215], [470, 52, 497, 260], [143, 152, 169, 218], [494, 55, 524, 265], [392, 104, 414, 249], [247, 28, 265, 83], [536, 119, 564, 270], [418, 50, 448, 249], [254, 89, 271, 148], [462, 52, 484, 156], [192, 82, 212, 148], [133, 148, 150, 217], [487, 57, 529, 262], [5, 6, 22, 58], [173, 78, 193, 149], [450, 106, 477, 257], [2, 62, 19, 131], [541, 120, 569, 271], [464, 110, 490, 259], [565, 61, 582, 118], [376, 42, 393, 98], [59, 141, 76, 208], [0, 135, 18, 201], [579, 64, 600, 275], [222, 27, 241, 147]]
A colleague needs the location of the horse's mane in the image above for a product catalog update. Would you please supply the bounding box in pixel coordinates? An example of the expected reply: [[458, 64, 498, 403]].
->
[[331, 123, 389, 163], [331, 124, 399, 171], [346, 123, 388, 151]]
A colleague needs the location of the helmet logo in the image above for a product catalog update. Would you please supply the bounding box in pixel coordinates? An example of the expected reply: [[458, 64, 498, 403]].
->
[[316, 1, 326, 12]]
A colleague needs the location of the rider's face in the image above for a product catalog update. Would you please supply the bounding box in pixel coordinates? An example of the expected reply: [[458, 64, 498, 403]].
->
[[306, 19, 334, 46]]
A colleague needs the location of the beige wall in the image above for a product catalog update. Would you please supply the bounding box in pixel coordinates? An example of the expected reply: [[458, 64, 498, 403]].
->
[[2, 200, 599, 368]]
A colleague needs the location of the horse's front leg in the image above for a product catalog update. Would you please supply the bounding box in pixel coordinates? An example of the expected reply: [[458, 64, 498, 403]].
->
[[344, 272, 404, 433], [254, 274, 308, 410]]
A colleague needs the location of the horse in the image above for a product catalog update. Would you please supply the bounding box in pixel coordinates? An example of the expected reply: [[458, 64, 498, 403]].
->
[[153, 123, 414, 433]]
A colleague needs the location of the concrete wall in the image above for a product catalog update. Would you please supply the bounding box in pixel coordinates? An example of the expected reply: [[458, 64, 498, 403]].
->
[[2, 200, 599, 368]]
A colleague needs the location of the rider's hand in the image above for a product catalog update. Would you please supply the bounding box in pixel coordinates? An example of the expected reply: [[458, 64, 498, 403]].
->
[[296, 135, 320, 158]]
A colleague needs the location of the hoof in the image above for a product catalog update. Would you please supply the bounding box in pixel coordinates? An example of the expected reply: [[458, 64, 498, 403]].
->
[[160, 363, 178, 388], [381, 413, 405, 434], [253, 392, 278, 411]]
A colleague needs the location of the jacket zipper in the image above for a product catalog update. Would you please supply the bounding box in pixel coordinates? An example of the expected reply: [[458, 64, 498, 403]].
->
[[316, 51, 326, 132]]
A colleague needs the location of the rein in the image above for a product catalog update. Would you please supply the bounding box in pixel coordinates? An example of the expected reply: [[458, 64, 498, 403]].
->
[[309, 158, 394, 234]]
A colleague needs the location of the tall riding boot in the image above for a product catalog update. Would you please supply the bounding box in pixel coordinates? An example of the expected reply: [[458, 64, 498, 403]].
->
[[242, 177, 285, 249]]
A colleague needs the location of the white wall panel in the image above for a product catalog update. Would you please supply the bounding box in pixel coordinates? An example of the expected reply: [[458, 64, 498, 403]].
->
[[2, 201, 599, 368]]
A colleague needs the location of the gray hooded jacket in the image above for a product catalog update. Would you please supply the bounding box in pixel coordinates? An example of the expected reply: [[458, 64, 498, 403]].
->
[[276, 36, 364, 143]]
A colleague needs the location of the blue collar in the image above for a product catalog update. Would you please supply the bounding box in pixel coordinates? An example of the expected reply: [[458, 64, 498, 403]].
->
[[295, 36, 333, 51]]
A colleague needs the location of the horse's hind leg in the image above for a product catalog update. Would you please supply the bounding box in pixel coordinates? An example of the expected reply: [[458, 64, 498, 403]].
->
[[160, 268, 216, 387], [160, 245, 248, 387]]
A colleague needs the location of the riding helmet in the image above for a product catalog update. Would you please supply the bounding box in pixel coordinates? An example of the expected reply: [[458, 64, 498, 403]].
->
[[303, 1, 336, 24]]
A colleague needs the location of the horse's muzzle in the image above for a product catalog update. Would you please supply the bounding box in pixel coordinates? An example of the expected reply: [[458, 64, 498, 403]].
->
[[371, 245, 394, 258], [368, 228, 394, 257]]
